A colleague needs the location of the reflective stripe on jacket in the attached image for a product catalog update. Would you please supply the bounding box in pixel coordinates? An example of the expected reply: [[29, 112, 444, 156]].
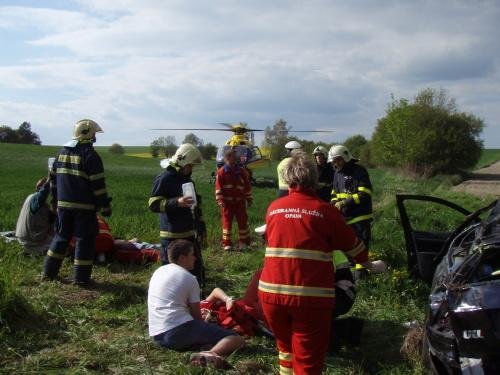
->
[[148, 165, 195, 239], [259, 187, 368, 309], [331, 161, 373, 223], [277, 157, 291, 190], [215, 165, 252, 204], [50, 142, 110, 211]]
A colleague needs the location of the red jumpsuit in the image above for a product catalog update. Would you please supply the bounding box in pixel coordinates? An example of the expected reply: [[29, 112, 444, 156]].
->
[[215, 165, 252, 248], [258, 187, 367, 375]]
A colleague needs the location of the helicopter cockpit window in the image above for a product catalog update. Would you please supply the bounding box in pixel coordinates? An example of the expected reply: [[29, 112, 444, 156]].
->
[[216, 145, 252, 168]]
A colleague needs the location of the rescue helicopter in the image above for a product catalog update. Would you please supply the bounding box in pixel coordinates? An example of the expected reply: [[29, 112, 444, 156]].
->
[[151, 122, 332, 182]]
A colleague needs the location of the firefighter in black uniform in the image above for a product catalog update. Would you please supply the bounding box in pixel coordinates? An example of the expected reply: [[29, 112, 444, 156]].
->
[[43, 119, 112, 285], [148, 143, 205, 286], [329, 145, 387, 276], [329, 145, 373, 248], [312, 145, 335, 202]]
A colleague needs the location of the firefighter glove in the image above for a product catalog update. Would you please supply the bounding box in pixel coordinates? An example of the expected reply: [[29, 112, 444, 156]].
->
[[101, 206, 112, 217]]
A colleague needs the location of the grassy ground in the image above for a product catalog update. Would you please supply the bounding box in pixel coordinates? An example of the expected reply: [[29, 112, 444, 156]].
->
[[475, 148, 500, 169], [0, 144, 496, 374]]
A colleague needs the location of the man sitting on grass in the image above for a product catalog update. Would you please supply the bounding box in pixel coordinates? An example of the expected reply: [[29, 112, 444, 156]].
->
[[147, 239, 244, 368]]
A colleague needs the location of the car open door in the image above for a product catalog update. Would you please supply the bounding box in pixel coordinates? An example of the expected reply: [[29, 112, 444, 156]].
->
[[395, 194, 472, 284]]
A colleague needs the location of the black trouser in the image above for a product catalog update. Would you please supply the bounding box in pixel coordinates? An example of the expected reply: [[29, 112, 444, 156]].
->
[[43, 209, 97, 283], [350, 220, 372, 250]]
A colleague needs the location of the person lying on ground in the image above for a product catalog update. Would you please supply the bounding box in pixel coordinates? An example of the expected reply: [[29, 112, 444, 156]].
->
[[147, 239, 244, 368]]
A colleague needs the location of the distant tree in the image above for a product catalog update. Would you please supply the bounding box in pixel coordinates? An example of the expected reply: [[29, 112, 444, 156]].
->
[[296, 139, 317, 155], [150, 139, 160, 158], [0, 122, 41, 145], [17, 122, 41, 145], [163, 135, 177, 157], [0, 125, 18, 143], [263, 119, 291, 160], [150, 136, 177, 158], [199, 142, 217, 160], [359, 141, 375, 168], [343, 134, 368, 159], [372, 88, 484, 175], [109, 143, 125, 154], [183, 133, 203, 147]]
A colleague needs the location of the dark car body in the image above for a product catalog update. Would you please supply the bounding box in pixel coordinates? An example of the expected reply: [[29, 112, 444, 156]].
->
[[396, 195, 500, 374]]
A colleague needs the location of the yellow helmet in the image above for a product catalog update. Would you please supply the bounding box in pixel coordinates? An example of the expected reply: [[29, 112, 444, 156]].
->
[[73, 119, 103, 141], [171, 143, 202, 167]]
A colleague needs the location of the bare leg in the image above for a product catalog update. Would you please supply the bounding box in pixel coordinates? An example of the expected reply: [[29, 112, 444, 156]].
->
[[210, 335, 245, 357]]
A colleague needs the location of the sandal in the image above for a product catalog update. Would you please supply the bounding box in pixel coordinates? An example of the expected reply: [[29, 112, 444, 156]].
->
[[190, 351, 231, 369]]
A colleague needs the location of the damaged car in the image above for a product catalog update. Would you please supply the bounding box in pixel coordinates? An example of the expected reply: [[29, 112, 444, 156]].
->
[[396, 195, 500, 374]]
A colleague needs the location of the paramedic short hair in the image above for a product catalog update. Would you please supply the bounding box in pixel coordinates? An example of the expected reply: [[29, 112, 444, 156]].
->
[[282, 150, 318, 190]]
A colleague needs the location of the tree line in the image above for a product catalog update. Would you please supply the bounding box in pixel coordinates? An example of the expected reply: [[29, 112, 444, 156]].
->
[[4, 87, 484, 177], [0, 122, 41, 145], [149, 133, 218, 160], [262, 88, 484, 175]]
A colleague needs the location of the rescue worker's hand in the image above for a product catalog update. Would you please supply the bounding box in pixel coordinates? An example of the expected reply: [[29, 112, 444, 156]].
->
[[101, 206, 112, 217], [224, 295, 235, 311], [247, 199, 253, 207], [334, 201, 345, 210], [177, 196, 194, 208]]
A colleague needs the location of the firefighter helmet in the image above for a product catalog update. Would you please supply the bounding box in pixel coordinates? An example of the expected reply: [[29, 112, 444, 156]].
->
[[328, 145, 353, 163], [171, 143, 202, 167], [285, 140, 302, 150], [312, 145, 327, 156], [73, 119, 103, 141]]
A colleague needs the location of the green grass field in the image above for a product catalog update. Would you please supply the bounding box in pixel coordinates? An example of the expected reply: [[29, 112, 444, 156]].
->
[[0, 144, 499, 374]]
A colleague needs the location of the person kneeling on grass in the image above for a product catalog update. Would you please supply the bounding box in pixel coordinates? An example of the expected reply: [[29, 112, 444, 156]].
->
[[147, 239, 244, 368]]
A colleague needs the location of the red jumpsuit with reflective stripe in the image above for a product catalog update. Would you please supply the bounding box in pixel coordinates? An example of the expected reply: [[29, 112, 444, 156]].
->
[[215, 165, 252, 247], [259, 187, 367, 375]]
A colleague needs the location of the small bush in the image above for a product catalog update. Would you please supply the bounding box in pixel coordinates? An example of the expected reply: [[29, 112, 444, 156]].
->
[[108, 143, 124, 154]]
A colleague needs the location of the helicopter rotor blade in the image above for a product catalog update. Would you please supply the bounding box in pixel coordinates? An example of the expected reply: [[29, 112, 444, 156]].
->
[[217, 123, 265, 132], [289, 130, 334, 133], [218, 123, 235, 129], [150, 128, 234, 131]]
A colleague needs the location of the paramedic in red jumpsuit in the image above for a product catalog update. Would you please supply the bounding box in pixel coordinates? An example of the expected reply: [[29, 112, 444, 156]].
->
[[258, 151, 369, 375], [215, 149, 252, 251]]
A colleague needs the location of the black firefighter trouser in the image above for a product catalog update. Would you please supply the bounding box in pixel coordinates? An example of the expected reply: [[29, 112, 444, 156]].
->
[[43, 208, 98, 283], [350, 220, 372, 250]]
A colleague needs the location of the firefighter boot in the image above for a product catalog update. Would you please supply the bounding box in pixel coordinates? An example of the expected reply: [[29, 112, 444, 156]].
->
[[74, 263, 93, 285], [42, 254, 64, 280]]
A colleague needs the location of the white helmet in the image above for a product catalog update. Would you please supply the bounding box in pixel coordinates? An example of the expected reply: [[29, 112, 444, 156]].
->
[[285, 140, 302, 150], [328, 145, 353, 163], [171, 143, 202, 167], [312, 145, 327, 156], [73, 119, 102, 141]]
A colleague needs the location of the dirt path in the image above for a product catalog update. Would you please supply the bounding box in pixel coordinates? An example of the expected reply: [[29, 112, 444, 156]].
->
[[452, 161, 500, 197]]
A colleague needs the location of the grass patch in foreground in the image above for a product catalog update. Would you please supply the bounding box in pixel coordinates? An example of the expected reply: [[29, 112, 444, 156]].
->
[[0, 144, 495, 374]]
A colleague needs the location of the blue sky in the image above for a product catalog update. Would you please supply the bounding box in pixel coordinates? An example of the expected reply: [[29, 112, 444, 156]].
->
[[1, 0, 499, 147]]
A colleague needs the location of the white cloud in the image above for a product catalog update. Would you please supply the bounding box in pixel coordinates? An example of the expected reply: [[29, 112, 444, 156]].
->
[[0, 0, 499, 147]]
